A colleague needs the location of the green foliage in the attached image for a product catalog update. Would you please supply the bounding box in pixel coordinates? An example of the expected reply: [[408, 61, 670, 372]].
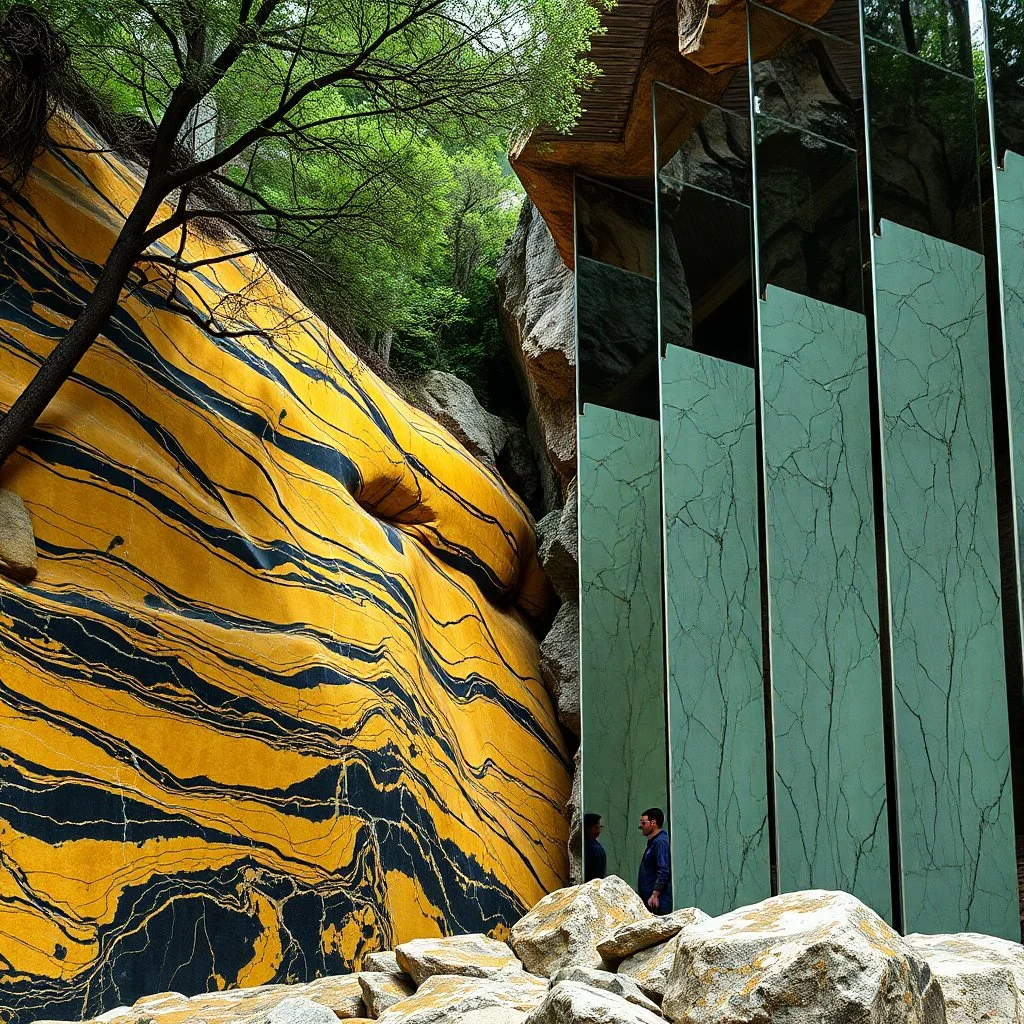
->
[[4, 0, 601, 407]]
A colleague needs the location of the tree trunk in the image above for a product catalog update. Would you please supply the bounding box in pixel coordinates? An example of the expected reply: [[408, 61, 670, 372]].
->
[[0, 190, 162, 469], [375, 327, 393, 367]]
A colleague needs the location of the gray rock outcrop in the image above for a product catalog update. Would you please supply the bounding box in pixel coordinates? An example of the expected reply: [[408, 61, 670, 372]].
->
[[497, 201, 576, 511], [662, 890, 946, 1024], [525, 981, 665, 1024], [400, 369, 540, 513], [905, 932, 1024, 1024], [394, 934, 523, 985], [616, 934, 681, 1002], [0, 488, 36, 581], [376, 974, 548, 1024], [598, 907, 710, 961], [549, 967, 662, 1015], [510, 876, 649, 977], [359, 972, 416, 1018]]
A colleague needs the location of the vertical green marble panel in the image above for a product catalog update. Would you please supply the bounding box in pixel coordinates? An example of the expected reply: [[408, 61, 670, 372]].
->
[[760, 285, 891, 918], [662, 345, 770, 915], [874, 219, 1019, 938], [1000, 152, 1024, 610], [579, 403, 668, 879]]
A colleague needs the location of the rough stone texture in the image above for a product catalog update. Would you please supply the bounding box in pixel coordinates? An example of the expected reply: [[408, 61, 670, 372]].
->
[[905, 932, 1024, 1024], [567, 749, 583, 885], [376, 973, 548, 1024], [359, 972, 416, 1018], [536, 487, 577, 602], [459, 1008, 530, 1024], [540, 600, 580, 737], [363, 952, 403, 974], [400, 369, 541, 514], [616, 935, 681, 1002], [511, 877, 650, 977], [598, 908, 710, 961], [57, 975, 367, 1024], [549, 967, 662, 1015], [497, 201, 576, 510], [264, 997, 341, 1024], [525, 981, 665, 1024], [395, 934, 523, 985], [662, 890, 945, 1024], [0, 488, 36, 581], [535, 480, 580, 736]]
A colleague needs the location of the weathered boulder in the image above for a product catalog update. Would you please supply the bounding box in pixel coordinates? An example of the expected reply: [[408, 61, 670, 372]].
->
[[0, 488, 36, 581], [497, 201, 576, 509], [395, 934, 523, 984], [58, 975, 367, 1024], [525, 980, 665, 1024], [511, 876, 649, 977], [359, 972, 416, 1018], [376, 973, 547, 1024], [549, 967, 662, 1015], [616, 935, 681, 1002], [662, 890, 945, 1024], [264, 997, 340, 1024], [598, 908, 710, 961], [905, 932, 1024, 1024], [363, 951, 403, 974], [400, 369, 541, 514]]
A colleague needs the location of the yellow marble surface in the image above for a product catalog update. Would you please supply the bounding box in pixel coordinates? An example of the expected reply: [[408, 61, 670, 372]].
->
[[0, 120, 569, 1022]]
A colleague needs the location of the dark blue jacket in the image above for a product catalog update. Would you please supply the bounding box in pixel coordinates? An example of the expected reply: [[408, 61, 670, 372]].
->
[[584, 838, 607, 881], [637, 830, 672, 912]]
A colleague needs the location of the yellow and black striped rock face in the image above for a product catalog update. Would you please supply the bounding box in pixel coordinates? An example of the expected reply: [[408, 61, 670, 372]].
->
[[0, 122, 569, 1023]]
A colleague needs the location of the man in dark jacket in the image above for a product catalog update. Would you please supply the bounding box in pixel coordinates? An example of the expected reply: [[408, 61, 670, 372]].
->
[[637, 807, 671, 914], [583, 813, 607, 881]]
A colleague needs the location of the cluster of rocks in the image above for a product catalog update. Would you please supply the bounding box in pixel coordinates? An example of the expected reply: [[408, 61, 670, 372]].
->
[[49, 877, 1024, 1024]]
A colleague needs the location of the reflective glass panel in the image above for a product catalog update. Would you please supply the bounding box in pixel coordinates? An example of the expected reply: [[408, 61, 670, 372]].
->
[[748, 1, 862, 149], [873, 219, 1018, 938], [655, 83, 770, 914], [754, 115, 863, 312], [985, 0, 1024, 158], [865, 39, 982, 251], [864, 0, 974, 77], [576, 176, 668, 884], [750, 11, 891, 916]]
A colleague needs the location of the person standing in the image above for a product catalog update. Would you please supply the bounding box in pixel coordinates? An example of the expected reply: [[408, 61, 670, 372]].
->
[[583, 813, 607, 881], [637, 807, 671, 914]]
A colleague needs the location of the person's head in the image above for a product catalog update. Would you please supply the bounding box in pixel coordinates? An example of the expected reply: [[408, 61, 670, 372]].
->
[[638, 807, 664, 837], [584, 813, 603, 841]]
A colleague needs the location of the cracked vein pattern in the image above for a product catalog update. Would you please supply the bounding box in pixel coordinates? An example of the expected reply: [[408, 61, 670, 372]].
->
[[661, 345, 770, 916], [579, 404, 667, 879], [998, 152, 1024, 620], [875, 220, 1018, 939], [761, 286, 891, 919], [0, 122, 569, 1022]]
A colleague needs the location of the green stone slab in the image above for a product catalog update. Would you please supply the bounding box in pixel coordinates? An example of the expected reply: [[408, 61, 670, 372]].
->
[[760, 285, 892, 920], [579, 403, 668, 880], [662, 344, 770, 915], [874, 218, 1018, 938]]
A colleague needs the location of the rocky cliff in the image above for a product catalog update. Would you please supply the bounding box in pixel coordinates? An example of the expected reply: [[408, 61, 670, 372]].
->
[[0, 121, 570, 1023]]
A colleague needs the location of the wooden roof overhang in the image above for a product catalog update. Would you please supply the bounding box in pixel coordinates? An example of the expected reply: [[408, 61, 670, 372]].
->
[[511, 0, 839, 267]]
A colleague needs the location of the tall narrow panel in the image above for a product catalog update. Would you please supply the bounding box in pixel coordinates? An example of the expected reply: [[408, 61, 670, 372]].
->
[[1001, 153, 1024, 626], [579, 403, 668, 879], [874, 219, 1019, 938], [760, 286, 891, 917], [662, 345, 769, 913]]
